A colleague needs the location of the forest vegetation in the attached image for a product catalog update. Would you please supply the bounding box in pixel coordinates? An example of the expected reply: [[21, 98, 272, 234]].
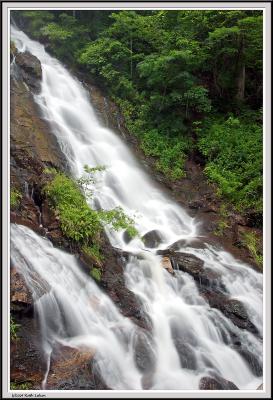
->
[[13, 10, 263, 227]]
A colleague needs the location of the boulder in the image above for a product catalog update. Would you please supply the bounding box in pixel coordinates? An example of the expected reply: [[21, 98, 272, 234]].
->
[[199, 376, 238, 390], [234, 347, 263, 377], [134, 333, 155, 373], [171, 252, 225, 291], [173, 339, 197, 370], [142, 230, 163, 248]]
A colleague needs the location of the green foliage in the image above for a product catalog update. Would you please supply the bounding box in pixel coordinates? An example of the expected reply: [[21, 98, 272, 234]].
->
[[140, 129, 188, 180], [13, 11, 54, 39], [14, 10, 263, 220], [198, 113, 262, 219], [10, 188, 22, 209], [43, 169, 137, 244], [213, 204, 230, 236], [77, 164, 106, 198], [82, 243, 104, 263], [90, 267, 102, 282], [43, 166, 58, 175], [10, 316, 20, 341], [10, 382, 32, 390], [241, 231, 263, 268]]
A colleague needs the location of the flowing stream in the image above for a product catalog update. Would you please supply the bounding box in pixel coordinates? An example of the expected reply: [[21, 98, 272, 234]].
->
[[10, 26, 263, 390]]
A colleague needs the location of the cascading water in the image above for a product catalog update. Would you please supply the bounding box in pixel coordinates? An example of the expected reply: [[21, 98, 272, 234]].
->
[[10, 26, 263, 390]]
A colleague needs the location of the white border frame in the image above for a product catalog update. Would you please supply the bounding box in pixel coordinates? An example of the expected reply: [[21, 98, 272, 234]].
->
[[2, 2, 271, 398]]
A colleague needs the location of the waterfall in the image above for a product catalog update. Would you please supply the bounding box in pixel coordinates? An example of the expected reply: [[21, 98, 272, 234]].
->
[[10, 26, 263, 390]]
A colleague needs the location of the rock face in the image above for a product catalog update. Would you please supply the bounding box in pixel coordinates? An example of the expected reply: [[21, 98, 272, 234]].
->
[[201, 289, 259, 335], [10, 267, 33, 315], [15, 51, 42, 92], [46, 346, 108, 390], [199, 376, 239, 390], [10, 316, 45, 390], [95, 239, 150, 330]]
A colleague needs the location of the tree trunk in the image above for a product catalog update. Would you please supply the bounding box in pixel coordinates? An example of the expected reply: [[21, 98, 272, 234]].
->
[[213, 65, 222, 96], [236, 63, 245, 101], [130, 34, 133, 80], [236, 34, 245, 102]]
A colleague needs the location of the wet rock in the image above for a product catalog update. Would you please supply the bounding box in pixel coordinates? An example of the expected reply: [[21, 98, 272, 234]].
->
[[134, 333, 155, 373], [123, 229, 133, 244], [95, 238, 151, 331], [224, 299, 248, 320], [15, 51, 42, 92], [142, 372, 154, 389], [166, 238, 207, 252], [161, 256, 174, 275], [173, 252, 204, 272], [199, 376, 239, 390], [188, 200, 203, 210], [235, 348, 263, 377], [171, 252, 225, 291], [10, 60, 65, 173], [10, 268, 33, 315], [173, 339, 197, 370], [142, 230, 163, 248], [10, 316, 45, 389], [201, 289, 259, 335], [46, 345, 108, 390]]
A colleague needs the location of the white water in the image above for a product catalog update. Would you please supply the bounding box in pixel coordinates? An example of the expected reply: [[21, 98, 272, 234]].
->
[[11, 26, 263, 390]]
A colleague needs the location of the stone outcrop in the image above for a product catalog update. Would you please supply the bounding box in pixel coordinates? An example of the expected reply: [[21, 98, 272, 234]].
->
[[15, 51, 42, 92], [199, 376, 239, 390], [46, 346, 108, 390], [10, 267, 33, 315]]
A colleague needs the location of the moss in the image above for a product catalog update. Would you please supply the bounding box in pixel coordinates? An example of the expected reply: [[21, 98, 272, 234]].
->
[[10, 382, 33, 390], [213, 203, 231, 236], [43, 166, 58, 175], [82, 243, 104, 264], [10, 188, 22, 209], [90, 267, 102, 282], [242, 231, 263, 269], [10, 41, 17, 57], [10, 315, 20, 341]]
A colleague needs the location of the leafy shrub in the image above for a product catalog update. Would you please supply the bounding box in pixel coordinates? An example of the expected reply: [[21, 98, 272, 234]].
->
[[241, 231, 263, 268], [10, 316, 20, 341], [82, 243, 104, 263], [198, 114, 262, 221], [10, 382, 32, 390], [10, 189, 22, 209], [90, 267, 102, 282], [43, 169, 138, 244]]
